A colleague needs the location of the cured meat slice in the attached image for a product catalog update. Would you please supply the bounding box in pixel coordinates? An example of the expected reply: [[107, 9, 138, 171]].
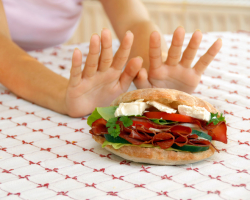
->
[[152, 132, 175, 149], [129, 129, 152, 141], [188, 139, 211, 146], [91, 118, 108, 135], [170, 125, 192, 135], [90, 118, 212, 149]]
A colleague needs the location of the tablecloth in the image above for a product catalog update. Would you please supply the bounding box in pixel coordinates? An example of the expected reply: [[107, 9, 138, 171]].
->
[[0, 31, 250, 200]]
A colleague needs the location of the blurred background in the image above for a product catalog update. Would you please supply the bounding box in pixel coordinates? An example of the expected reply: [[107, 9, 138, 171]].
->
[[66, 0, 250, 44]]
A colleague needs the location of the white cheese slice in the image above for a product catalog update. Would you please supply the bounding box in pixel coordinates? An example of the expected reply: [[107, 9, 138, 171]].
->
[[147, 101, 177, 113], [178, 105, 211, 121], [115, 99, 178, 117], [114, 100, 149, 117]]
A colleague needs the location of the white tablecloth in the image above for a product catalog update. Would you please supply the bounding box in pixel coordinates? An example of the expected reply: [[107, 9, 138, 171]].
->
[[0, 32, 250, 200]]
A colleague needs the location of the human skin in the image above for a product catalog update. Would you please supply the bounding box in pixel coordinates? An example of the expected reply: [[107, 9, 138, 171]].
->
[[0, 0, 221, 117]]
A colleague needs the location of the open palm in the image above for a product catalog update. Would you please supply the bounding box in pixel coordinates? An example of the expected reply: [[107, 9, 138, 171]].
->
[[134, 27, 222, 94], [64, 29, 142, 117]]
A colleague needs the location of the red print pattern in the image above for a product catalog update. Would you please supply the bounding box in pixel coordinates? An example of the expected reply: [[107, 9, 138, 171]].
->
[[0, 32, 250, 199]]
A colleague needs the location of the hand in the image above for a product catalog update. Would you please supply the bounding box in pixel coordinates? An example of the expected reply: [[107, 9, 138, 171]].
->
[[134, 27, 222, 94], [64, 29, 142, 117]]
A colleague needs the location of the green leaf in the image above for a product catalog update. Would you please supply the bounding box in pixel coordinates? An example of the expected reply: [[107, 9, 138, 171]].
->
[[150, 119, 178, 125], [119, 116, 133, 127], [106, 117, 118, 128], [97, 106, 118, 121], [106, 117, 120, 137], [207, 112, 226, 125], [102, 140, 182, 151], [87, 108, 102, 126], [87, 106, 118, 127], [108, 124, 121, 138]]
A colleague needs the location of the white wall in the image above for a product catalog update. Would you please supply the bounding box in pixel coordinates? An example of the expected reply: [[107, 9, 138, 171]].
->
[[66, 0, 250, 44]]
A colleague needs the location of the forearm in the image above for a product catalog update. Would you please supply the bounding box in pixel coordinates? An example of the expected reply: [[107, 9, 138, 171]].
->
[[0, 0, 10, 39], [0, 34, 68, 114], [128, 20, 168, 70], [100, 0, 168, 70]]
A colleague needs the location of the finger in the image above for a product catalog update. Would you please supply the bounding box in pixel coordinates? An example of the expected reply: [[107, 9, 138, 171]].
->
[[69, 48, 83, 87], [179, 30, 202, 68], [82, 34, 100, 78], [165, 26, 185, 66], [119, 57, 143, 91], [133, 67, 151, 89], [149, 31, 162, 70], [193, 38, 222, 75], [112, 30, 134, 70], [98, 28, 113, 72]]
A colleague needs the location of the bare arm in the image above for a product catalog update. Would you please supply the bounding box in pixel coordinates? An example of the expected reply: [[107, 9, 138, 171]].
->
[[0, 33, 69, 113], [99, 0, 222, 94], [0, 1, 142, 116], [0, 0, 10, 39], [0, 0, 68, 113], [99, 0, 168, 70]]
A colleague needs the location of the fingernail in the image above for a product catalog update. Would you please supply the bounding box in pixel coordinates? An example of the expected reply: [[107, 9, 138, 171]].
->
[[137, 56, 143, 61], [195, 29, 202, 32], [91, 33, 99, 40], [126, 30, 132, 34], [91, 33, 98, 37], [101, 28, 108, 33], [178, 25, 185, 29]]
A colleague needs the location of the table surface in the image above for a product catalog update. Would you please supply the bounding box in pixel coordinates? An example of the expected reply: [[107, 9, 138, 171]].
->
[[0, 31, 250, 200]]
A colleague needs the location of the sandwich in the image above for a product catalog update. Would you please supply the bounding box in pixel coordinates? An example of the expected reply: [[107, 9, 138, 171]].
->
[[87, 88, 227, 165]]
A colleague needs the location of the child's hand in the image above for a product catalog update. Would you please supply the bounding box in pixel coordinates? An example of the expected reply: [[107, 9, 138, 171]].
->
[[134, 27, 222, 94], [64, 29, 142, 117]]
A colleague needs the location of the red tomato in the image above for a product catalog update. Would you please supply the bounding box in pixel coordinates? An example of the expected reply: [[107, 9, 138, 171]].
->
[[206, 122, 227, 144], [144, 112, 228, 144], [144, 112, 194, 123]]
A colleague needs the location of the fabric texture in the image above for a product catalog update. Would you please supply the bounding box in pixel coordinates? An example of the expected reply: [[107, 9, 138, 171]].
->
[[3, 0, 83, 51], [0, 32, 250, 199]]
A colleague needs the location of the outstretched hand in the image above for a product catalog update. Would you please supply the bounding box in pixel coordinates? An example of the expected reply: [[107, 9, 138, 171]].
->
[[134, 27, 222, 94], [64, 29, 142, 117]]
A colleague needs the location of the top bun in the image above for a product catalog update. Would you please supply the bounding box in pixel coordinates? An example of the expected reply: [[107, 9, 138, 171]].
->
[[111, 88, 218, 113]]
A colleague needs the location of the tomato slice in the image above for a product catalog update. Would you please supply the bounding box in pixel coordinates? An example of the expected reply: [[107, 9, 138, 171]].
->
[[144, 112, 194, 123], [206, 122, 227, 144], [144, 112, 228, 144]]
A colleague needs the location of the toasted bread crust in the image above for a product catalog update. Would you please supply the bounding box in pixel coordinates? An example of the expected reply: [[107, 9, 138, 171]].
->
[[93, 135, 215, 165], [94, 89, 217, 165], [111, 88, 218, 113]]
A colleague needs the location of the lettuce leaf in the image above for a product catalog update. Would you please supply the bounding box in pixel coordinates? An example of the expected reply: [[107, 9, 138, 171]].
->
[[87, 106, 118, 126], [102, 140, 182, 151], [149, 118, 178, 125], [97, 106, 118, 121], [87, 108, 102, 126]]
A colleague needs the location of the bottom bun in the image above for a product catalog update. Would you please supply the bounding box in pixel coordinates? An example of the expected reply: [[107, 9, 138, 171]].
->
[[93, 135, 215, 165]]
